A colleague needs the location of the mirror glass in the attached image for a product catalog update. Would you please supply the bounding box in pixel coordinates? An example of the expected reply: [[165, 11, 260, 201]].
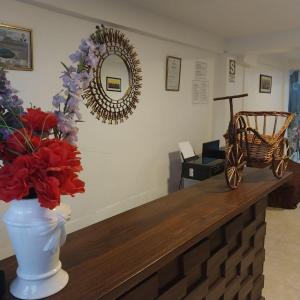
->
[[100, 54, 130, 100]]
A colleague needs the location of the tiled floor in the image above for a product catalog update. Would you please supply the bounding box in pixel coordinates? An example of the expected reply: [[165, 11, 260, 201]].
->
[[264, 206, 300, 299]]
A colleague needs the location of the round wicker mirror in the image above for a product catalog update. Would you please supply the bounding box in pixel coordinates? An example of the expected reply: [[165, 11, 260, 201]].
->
[[82, 25, 142, 124]]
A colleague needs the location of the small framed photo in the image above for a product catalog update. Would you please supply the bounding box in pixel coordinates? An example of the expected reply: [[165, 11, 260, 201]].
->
[[106, 77, 121, 92], [0, 23, 33, 71], [259, 74, 272, 93], [166, 56, 181, 91]]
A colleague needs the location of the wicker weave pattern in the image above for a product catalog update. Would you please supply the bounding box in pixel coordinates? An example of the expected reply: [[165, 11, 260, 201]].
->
[[240, 134, 278, 165], [230, 111, 294, 167]]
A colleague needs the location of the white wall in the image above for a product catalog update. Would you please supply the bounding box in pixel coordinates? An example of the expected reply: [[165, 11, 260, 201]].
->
[[244, 66, 286, 111], [17, 0, 224, 54], [0, 0, 223, 259], [212, 54, 289, 140]]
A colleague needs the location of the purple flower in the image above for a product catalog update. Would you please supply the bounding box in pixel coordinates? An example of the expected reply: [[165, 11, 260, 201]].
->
[[79, 39, 90, 52], [0, 68, 24, 113], [66, 127, 79, 144], [70, 72, 82, 82], [85, 52, 98, 68], [56, 111, 73, 130], [66, 96, 79, 110], [69, 50, 82, 63], [67, 65, 77, 74], [60, 66, 77, 79], [62, 75, 80, 93], [53, 37, 106, 144], [0, 128, 10, 140], [79, 71, 92, 89], [54, 111, 79, 144], [85, 38, 95, 49], [52, 94, 66, 108], [11, 95, 23, 106], [69, 81, 80, 93]]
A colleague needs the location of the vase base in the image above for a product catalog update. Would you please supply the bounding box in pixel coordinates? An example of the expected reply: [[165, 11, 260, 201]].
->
[[10, 269, 69, 300]]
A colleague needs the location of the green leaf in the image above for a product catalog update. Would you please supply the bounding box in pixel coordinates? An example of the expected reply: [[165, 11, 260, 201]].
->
[[61, 62, 69, 72]]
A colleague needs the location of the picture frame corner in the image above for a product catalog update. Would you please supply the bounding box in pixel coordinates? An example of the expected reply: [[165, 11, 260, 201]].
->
[[0, 23, 33, 71]]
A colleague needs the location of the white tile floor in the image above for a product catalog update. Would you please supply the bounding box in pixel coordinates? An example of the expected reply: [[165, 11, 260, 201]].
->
[[264, 207, 300, 299]]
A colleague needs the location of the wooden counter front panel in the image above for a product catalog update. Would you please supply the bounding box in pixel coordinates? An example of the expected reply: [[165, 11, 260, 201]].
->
[[118, 198, 267, 300]]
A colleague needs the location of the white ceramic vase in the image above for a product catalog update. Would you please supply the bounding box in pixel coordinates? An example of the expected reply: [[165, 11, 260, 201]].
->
[[3, 198, 71, 299]]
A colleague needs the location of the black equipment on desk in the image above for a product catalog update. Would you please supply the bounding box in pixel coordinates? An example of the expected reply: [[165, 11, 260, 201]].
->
[[179, 140, 225, 186], [181, 156, 224, 181], [202, 139, 225, 159]]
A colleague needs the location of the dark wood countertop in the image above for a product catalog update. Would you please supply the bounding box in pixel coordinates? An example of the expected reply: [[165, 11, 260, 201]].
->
[[0, 168, 292, 300]]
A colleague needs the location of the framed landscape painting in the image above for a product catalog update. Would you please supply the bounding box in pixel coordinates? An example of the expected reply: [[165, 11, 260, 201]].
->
[[106, 77, 122, 92], [0, 24, 32, 71]]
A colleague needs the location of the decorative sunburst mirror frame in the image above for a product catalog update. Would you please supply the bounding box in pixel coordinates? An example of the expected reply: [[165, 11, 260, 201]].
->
[[82, 25, 142, 124]]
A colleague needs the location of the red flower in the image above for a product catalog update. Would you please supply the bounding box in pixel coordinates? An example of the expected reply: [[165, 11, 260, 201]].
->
[[6, 130, 29, 155], [0, 142, 5, 158], [33, 176, 61, 209], [0, 137, 84, 209], [3, 129, 41, 162], [35, 139, 83, 174], [31, 140, 85, 207], [0, 155, 33, 202], [7, 129, 41, 153], [56, 172, 85, 196], [21, 108, 57, 132]]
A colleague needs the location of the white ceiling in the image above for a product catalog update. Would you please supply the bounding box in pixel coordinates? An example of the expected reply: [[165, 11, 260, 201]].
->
[[124, 0, 300, 38]]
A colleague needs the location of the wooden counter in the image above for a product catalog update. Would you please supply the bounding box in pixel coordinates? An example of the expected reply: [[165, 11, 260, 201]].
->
[[0, 168, 292, 300]]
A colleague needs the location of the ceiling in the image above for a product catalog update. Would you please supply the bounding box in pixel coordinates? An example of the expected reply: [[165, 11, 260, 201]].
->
[[124, 0, 300, 38]]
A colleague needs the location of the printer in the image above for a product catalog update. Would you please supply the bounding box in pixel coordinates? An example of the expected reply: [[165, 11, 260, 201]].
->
[[179, 140, 225, 182]]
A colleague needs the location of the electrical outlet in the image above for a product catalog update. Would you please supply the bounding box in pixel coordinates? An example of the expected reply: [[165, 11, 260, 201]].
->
[[189, 168, 194, 177]]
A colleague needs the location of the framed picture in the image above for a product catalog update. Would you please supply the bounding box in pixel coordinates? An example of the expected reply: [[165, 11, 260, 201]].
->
[[259, 74, 272, 93], [106, 77, 121, 92], [166, 56, 181, 91], [0, 23, 32, 71]]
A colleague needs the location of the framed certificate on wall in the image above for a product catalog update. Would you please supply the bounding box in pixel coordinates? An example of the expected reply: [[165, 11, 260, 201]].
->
[[166, 56, 181, 91]]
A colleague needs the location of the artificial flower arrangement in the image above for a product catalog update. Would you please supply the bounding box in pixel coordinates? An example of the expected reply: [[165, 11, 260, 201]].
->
[[0, 68, 85, 209], [0, 36, 105, 210], [0, 33, 110, 300]]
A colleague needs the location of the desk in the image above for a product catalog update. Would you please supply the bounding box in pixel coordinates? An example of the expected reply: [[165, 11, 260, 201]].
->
[[0, 168, 292, 300], [268, 159, 300, 209]]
